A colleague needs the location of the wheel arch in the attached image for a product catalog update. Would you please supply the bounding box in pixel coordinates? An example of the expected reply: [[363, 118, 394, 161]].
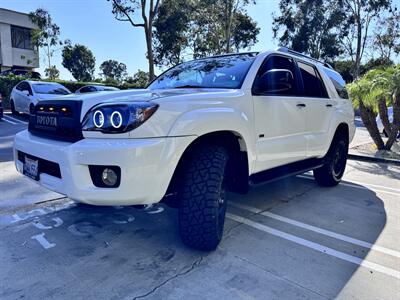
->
[[334, 122, 350, 143], [164, 130, 250, 206]]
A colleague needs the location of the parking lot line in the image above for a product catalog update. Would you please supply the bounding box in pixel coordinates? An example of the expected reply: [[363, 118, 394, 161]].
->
[[230, 202, 400, 258], [3, 114, 28, 125], [227, 212, 400, 279], [297, 174, 400, 197], [1, 117, 17, 125]]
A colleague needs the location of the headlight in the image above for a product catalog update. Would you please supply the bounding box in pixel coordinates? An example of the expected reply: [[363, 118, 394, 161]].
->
[[82, 102, 158, 133]]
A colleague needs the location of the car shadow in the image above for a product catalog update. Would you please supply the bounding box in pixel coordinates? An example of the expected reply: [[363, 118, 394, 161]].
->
[[0, 173, 392, 299]]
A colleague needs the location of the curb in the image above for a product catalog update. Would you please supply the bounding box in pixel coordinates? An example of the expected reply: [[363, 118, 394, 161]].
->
[[348, 153, 400, 166]]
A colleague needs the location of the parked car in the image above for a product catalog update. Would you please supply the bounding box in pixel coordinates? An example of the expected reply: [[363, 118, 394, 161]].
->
[[14, 48, 355, 251], [376, 106, 400, 138], [0, 93, 3, 120], [10, 81, 71, 115], [0, 69, 41, 79], [75, 85, 120, 93]]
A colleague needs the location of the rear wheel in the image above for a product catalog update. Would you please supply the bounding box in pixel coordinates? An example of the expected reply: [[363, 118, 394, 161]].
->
[[178, 145, 229, 251], [313, 134, 348, 187], [11, 100, 18, 115]]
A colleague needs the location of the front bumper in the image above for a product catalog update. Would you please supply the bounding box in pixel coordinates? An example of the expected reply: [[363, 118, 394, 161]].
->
[[14, 130, 195, 205]]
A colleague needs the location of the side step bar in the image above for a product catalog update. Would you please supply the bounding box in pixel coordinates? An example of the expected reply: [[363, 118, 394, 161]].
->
[[249, 158, 323, 185]]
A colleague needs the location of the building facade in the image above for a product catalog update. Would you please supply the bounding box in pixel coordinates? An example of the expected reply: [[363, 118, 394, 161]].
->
[[0, 8, 39, 72]]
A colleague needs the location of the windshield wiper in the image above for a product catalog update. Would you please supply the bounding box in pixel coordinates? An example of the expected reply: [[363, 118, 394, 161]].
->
[[174, 85, 204, 89]]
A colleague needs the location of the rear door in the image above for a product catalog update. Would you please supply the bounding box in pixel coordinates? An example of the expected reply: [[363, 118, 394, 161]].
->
[[252, 54, 307, 172], [296, 61, 335, 157]]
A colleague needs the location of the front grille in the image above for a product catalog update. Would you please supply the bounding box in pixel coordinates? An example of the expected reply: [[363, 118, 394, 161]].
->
[[18, 151, 61, 178], [28, 100, 83, 142]]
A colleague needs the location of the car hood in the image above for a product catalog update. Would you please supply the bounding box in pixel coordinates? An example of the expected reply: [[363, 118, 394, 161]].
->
[[37, 93, 69, 100], [53, 88, 238, 117]]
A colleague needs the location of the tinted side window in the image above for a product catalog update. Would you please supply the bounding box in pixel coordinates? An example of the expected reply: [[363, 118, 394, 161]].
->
[[298, 62, 328, 98], [16, 82, 24, 91], [19, 82, 32, 94], [253, 55, 298, 96], [79, 86, 91, 93], [324, 68, 349, 99]]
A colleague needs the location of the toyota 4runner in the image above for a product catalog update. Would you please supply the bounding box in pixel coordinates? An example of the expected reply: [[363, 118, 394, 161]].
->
[[14, 48, 355, 251]]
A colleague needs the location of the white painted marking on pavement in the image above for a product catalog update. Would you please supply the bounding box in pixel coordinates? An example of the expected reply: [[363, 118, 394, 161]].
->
[[1, 117, 17, 124], [33, 217, 64, 230], [297, 174, 400, 197], [30, 232, 56, 249], [230, 202, 400, 258], [227, 213, 400, 279], [4, 114, 28, 124]]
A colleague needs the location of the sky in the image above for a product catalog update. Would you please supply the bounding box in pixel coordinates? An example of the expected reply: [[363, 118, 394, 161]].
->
[[0, 0, 280, 80]]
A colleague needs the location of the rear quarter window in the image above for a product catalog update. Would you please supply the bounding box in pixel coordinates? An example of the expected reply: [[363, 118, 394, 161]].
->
[[324, 68, 349, 99]]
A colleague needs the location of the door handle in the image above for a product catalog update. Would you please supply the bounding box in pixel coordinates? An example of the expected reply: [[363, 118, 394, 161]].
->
[[296, 103, 306, 108], [326, 104, 333, 108]]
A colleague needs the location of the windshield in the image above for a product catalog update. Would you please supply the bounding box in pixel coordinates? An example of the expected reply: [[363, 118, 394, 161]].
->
[[33, 83, 71, 95], [148, 53, 257, 90]]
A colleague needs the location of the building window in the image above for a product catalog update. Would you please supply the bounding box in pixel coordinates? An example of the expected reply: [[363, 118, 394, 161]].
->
[[11, 26, 34, 50]]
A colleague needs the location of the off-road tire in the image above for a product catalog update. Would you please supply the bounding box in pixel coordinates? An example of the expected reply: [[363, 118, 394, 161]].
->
[[11, 100, 18, 115], [178, 145, 229, 251], [313, 134, 348, 187]]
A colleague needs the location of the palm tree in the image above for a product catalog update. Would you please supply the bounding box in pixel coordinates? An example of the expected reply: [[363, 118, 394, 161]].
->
[[347, 65, 400, 150]]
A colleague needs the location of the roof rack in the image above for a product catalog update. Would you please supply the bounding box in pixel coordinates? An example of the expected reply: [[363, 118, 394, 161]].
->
[[276, 47, 333, 69]]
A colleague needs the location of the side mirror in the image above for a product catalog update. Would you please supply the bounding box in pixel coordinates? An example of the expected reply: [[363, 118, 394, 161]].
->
[[258, 69, 294, 94], [22, 90, 31, 96]]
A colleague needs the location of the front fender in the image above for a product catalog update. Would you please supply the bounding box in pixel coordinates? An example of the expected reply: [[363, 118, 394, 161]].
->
[[168, 107, 257, 173]]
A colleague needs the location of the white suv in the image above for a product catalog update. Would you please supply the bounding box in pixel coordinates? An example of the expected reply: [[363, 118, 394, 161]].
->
[[14, 48, 355, 250]]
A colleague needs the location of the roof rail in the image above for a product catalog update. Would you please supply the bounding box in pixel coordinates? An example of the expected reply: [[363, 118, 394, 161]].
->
[[276, 47, 333, 69]]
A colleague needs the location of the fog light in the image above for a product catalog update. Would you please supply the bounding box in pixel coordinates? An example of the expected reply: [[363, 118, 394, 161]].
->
[[102, 168, 118, 186]]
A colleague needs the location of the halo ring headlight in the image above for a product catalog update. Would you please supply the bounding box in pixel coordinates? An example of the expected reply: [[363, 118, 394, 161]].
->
[[93, 110, 104, 128], [110, 111, 123, 129]]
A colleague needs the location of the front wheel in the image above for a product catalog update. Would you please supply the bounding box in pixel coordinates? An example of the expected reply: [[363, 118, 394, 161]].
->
[[178, 145, 229, 251], [313, 135, 348, 187], [11, 100, 18, 116]]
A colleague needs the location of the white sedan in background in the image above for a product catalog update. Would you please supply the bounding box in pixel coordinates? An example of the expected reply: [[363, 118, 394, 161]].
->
[[10, 81, 71, 115], [75, 85, 120, 94]]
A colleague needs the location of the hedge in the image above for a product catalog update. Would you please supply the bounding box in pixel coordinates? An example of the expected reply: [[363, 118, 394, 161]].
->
[[0, 75, 144, 109]]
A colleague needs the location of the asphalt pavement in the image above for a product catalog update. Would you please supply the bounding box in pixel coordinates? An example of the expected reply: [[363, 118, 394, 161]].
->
[[0, 112, 399, 300]]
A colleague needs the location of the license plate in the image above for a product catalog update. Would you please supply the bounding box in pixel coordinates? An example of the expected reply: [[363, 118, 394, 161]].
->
[[23, 156, 39, 181]]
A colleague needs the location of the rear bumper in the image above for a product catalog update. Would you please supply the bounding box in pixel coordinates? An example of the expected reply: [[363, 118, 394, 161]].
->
[[14, 130, 195, 205]]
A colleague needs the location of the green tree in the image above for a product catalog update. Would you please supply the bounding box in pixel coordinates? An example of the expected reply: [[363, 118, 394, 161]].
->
[[110, 0, 161, 81], [272, 0, 347, 61], [153, 0, 192, 66], [62, 43, 96, 81], [231, 11, 259, 52], [44, 66, 60, 79], [29, 8, 63, 75], [342, 0, 391, 78], [363, 57, 394, 73], [99, 59, 128, 82], [191, 0, 259, 58], [153, 0, 259, 66], [372, 9, 400, 61], [347, 66, 400, 150], [125, 69, 150, 87]]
